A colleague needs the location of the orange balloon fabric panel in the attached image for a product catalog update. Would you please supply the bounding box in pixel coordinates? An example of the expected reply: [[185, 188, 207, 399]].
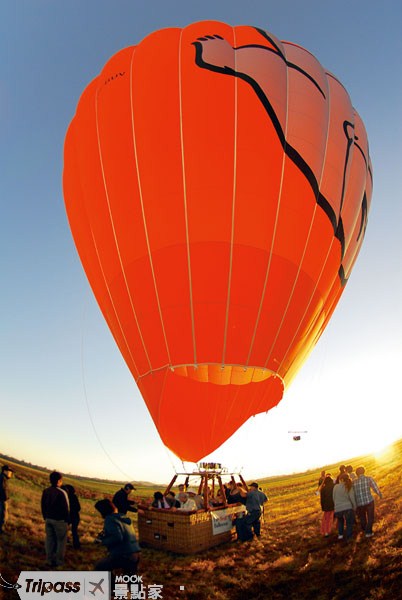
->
[[63, 21, 372, 462]]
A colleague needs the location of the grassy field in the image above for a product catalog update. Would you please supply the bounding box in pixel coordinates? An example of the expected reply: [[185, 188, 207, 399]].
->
[[0, 441, 401, 600]]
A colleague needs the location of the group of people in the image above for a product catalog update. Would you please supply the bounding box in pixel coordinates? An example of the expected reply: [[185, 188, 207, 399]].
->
[[1, 463, 292, 574], [149, 480, 267, 543], [40, 473, 140, 573], [318, 464, 382, 541], [233, 482, 267, 542], [149, 482, 233, 511], [2, 460, 384, 577], [39, 472, 268, 572]]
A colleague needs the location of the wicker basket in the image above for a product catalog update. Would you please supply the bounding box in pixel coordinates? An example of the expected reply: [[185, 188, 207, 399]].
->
[[138, 505, 243, 554]]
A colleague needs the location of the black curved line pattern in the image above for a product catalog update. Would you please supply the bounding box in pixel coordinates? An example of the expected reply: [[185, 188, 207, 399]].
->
[[341, 121, 356, 213], [192, 31, 370, 286], [254, 27, 326, 98], [357, 192, 368, 242], [254, 27, 285, 59]]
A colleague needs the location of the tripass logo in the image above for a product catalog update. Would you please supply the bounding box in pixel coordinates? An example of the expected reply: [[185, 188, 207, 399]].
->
[[1, 572, 110, 599], [25, 579, 80, 594]]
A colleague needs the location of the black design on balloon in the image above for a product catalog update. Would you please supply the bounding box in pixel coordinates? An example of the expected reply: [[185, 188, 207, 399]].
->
[[192, 29, 370, 285]]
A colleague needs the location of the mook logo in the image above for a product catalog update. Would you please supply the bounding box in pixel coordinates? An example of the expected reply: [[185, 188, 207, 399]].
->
[[14, 572, 110, 600]]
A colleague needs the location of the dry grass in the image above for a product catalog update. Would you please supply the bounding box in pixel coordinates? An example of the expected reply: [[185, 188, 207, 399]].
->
[[0, 441, 401, 599]]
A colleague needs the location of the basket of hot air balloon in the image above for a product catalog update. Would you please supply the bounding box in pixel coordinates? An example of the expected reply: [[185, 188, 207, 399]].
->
[[63, 20, 372, 488], [138, 506, 240, 554], [137, 468, 245, 553]]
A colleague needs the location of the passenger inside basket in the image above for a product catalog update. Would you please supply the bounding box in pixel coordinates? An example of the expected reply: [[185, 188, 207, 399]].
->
[[177, 492, 197, 511]]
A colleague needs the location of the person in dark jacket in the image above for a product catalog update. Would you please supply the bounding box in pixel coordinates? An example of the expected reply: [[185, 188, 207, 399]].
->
[[237, 483, 267, 541], [226, 481, 246, 505], [319, 475, 335, 536], [94, 499, 140, 574], [165, 491, 180, 508], [112, 484, 137, 515], [41, 471, 70, 566], [0, 465, 14, 534], [63, 484, 81, 549], [151, 491, 170, 509]]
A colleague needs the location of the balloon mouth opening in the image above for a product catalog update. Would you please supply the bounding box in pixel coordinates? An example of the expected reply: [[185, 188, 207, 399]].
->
[[170, 363, 279, 386]]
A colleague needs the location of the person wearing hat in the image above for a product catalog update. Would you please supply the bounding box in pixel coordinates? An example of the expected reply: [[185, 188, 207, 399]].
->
[[237, 482, 267, 541], [0, 465, 14, 534], [112, 483, 138, 515], [186, 488, 204, 510]]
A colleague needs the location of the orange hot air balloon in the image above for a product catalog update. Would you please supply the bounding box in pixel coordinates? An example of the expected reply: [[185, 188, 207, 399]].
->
[[63, 21, 372, 462]]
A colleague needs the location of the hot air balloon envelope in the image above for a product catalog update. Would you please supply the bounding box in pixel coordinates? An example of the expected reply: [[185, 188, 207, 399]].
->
[[63, 21, 372, 462]]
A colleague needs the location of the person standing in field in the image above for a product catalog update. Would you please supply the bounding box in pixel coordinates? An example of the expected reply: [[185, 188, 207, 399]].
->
[[335, 465, 346, 484], [317, 470, 326, 487], [112, 483, 138, 515], [238, 482, 267, 541], [62, 484, 81, 549], [41, 471, 70, 567], [353, 466, 382, 538], [0, 465, 14, 534], [319, 475, 335, 536], [346, 465, 357, 481], [333, 473, 356, 541]]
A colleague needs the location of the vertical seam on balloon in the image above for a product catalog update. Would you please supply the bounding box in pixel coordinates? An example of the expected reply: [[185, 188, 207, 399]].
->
[[129, 46, 172, 368], [179, 28, 197, 365], [94, 83, 152, 373], [277, 71, 338, 378], [285, 259, 343, 381], [155, 366, 169, 444], [280, 242, 336, 379], [261, 44, 290, 369], [221, 26, 238, 367], [245, 39, 289, 368], [219, 384, 242, 437], [342, 181, 369, 278], [273, 62, 333, 375], [266, 207, 319, 370], [91, 230, 140, 380]]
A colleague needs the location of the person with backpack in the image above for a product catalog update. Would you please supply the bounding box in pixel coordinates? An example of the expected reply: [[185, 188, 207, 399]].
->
[[94, 498, 140, 574]]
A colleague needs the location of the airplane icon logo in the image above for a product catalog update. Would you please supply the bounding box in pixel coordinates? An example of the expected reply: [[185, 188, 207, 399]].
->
[[88, 578, 105, 596]]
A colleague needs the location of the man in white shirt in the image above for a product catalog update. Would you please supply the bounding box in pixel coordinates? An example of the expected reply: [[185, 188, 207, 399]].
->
[[177, 492, 197, 511]]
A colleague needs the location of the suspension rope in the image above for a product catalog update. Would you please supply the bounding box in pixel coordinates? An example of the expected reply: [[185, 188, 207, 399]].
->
[[80, 297, 135, 481]]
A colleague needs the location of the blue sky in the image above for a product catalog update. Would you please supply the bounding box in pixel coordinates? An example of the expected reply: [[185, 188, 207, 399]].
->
[[1, 1, 401, 484]]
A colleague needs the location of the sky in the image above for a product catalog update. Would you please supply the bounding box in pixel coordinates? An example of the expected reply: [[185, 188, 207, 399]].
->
[[1, 1, 401, 485]]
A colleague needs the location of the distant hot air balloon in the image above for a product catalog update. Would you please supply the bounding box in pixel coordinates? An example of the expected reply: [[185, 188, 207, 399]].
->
[[63, 21, 372, 463]]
